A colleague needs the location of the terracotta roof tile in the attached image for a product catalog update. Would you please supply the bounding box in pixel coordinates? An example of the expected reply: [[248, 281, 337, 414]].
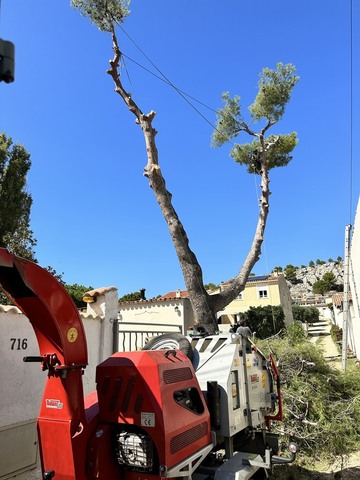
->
[[332, 292, 352, 307], [160, 290, 189, 299], [83, 286, 117, 300]]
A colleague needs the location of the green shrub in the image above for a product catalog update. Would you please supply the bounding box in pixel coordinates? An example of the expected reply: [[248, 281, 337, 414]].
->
[[330, 324, 342, 343], [243, 305, 286, 339], [292, 305, 320, 324], [286, 322, 306, 343]]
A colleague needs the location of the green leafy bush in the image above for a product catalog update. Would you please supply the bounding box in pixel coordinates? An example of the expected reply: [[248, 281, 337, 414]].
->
[[243, 305, 286, 339], [292, 305, 319, 324]]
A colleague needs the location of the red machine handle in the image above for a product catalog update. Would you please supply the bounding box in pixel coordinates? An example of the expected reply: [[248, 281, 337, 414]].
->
[[266, 354, 283, 426], [0, 248, 88, 367]]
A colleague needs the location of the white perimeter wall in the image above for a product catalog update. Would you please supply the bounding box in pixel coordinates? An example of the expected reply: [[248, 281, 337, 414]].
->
[[349, 198, 360, 359]]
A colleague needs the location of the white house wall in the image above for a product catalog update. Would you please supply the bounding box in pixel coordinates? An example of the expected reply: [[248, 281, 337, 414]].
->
[[350, 197, 360, 359], [118, 299, 194, 351], [0, 308, 44, 426]]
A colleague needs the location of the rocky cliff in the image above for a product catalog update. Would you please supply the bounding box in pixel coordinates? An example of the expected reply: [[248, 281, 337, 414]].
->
[[285, 261, 344, 300]]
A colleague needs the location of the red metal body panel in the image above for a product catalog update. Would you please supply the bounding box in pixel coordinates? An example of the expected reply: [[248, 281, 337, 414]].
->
[[87, 424, 121, 479], [96, 350, 212, 470]]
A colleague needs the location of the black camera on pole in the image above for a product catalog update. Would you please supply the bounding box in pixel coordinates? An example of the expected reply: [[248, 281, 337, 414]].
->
[[0, 38, 15, 83]]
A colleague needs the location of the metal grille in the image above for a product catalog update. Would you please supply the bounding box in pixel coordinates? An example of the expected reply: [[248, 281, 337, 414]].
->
[[121, 376, 135, 412], [116, 432, 153, 469], [118, 323, 182, 352], [134, 394, 144, 413], [163, 367, 193, 384], [109, 377, 123, 412], [170, 421, 208, 454]]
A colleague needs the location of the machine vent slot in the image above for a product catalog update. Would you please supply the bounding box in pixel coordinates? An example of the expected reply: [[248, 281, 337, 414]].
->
[[210, 338, 227, 353], [191, 338, 199, 349], [101, 375, 111, 395], [170, 421, 208, 454], [134, 394, 144, 413], [109, 377, 123, 412], [163, 367, 193, 384], [199, 339, 212, 352], [121, 376, 136, 412]]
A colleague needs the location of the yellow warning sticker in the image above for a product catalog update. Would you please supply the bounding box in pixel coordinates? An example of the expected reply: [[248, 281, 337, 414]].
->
[[67, 327, 78, 343]]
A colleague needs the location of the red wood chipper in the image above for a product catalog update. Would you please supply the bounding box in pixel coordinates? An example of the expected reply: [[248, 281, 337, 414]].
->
[[0, 248, 297, 480]]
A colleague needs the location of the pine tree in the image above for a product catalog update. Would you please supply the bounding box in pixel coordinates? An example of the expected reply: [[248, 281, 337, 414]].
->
[[71, 2, 298, 334], [0, 132, 37, 260]]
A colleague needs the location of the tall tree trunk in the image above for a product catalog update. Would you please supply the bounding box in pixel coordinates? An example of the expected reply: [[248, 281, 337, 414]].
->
[[107, 28, 270, 334]]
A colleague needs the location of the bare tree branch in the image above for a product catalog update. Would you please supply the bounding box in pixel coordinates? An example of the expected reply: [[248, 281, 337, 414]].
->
[[107, 27, 216, 330]]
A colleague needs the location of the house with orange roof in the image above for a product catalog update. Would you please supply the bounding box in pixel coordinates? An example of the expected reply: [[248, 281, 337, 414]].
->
[[117, 289, 195, 350]]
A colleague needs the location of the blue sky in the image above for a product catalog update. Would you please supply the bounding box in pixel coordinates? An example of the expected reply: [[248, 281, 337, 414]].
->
[[1, 1, 359, 298]]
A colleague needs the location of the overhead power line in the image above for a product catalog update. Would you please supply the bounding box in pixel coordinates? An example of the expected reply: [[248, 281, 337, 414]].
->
[[116, 23, 236, 140]]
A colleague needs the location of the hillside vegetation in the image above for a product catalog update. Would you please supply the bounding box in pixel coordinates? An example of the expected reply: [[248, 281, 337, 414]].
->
[[278, 260, 344, 299]]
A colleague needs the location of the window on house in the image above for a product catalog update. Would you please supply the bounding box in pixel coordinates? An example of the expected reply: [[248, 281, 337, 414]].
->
[[258, 287, 269, 299], [236, 292, 243, 300]]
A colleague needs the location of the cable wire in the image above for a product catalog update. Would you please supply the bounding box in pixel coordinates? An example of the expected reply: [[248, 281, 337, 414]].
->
[[121, 55, 133, 89], [121, 53, 218, 114], [115, 23, 243, 148]]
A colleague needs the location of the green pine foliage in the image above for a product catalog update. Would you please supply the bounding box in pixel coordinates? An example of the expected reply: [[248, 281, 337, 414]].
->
[[211, 92, 242, 146], [212, 63, 299, 174], [65, 283, 94, 308], [71, 0, 130, 31], [119, 291, 143, 302], [313, 272, 338, 295], [284, 264, 297, 280], [249, 63, 299, 122], [229, 133, 298, 173]]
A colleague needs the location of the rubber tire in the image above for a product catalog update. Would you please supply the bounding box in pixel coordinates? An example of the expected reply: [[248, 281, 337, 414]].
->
[[142, 333, 193, 360]]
